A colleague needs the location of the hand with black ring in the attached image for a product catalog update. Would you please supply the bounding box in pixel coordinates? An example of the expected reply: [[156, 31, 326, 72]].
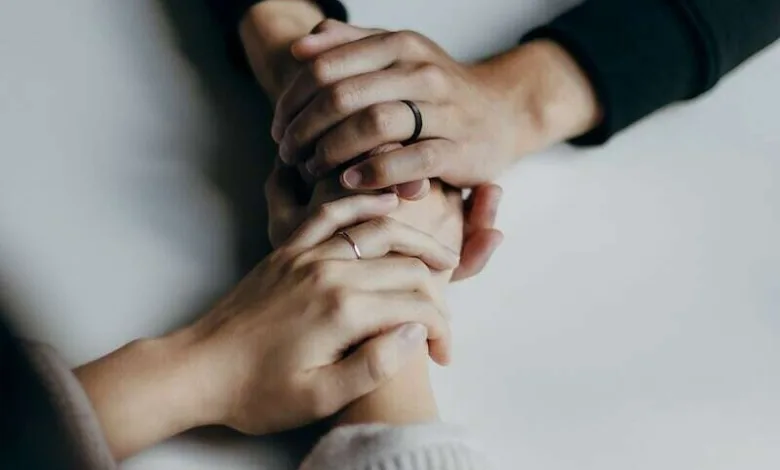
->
[[271, 20, 558, 192]]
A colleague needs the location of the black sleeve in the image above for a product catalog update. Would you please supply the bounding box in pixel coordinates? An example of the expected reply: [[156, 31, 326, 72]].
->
[[205, 0, 348, 66], [525, 0, 780, 145]]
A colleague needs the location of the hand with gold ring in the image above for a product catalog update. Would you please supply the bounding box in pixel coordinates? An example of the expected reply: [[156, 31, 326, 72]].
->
[[180, 192, 456, 437]]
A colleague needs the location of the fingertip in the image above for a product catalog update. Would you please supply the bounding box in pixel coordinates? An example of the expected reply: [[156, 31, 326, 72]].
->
[[394, 179, 430, 200], [290, 35, 319, 60], [430, 339, 452, 367], [341, 166, 365, 189]]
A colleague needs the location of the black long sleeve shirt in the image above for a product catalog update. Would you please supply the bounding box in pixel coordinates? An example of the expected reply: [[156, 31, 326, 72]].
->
[[206, 0, 780, 144]]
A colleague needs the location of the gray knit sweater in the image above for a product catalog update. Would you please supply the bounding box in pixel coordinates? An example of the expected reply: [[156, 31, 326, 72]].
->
[[26, 344, 491, 470]]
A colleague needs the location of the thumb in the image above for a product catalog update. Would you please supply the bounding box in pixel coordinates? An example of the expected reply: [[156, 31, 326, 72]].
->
[[321, 323, 427, 406]]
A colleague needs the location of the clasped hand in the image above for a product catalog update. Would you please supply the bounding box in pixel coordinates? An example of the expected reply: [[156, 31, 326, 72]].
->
[[183, 192, 455, 435]]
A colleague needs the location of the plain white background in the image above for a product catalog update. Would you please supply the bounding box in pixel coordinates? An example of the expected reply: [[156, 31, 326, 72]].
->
[[1, 0, 779, 468]]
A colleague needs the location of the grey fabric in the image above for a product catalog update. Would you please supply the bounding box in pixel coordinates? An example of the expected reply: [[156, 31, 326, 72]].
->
[[25, 342, 117, 470]]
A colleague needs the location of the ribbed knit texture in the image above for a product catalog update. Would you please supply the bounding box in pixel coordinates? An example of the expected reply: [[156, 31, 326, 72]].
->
[[302, 423, 490, 470]]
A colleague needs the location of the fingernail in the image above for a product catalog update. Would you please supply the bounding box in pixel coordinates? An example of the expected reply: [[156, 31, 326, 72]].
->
[[271, 122, 283, 142], [397, 323, 426, 349], [342, 167, 363, 188], [279, 142, 290, 163], [377, 192, 398, 204], [305, 158, 319, 177]]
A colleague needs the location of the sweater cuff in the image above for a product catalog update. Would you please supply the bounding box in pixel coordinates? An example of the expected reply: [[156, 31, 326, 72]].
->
[[301, 423, 490, 470], [24, 342, 117, 470], [524, 0, 705, 146]]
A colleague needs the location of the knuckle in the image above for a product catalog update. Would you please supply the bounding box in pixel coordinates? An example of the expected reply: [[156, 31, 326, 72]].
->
[[309, 58, 333, 86], [313, 19, 339, 34], [325, 287, 354, 317], [314, 201, 337, 222], [364, 104, 394, 137], [393, 30, 427, 55], [307, 260, 337, 288], [418, 63, 448, 91], [315, 140, 337, 166], [369, 215, 396, 235], [327, 83, 356, 114], [418, 144, 442, 174], [288, 251, 311, 272]]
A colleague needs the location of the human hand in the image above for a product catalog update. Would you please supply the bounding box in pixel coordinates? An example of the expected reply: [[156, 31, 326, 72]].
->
[[271, 21, 523, 190], [265, 154, 503, 281], [272, 21, 601, 193], [238, 0, 327, 101], [187, 192, 457, 435]]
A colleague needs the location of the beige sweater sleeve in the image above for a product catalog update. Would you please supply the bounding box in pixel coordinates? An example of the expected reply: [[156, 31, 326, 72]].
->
[[25, 342, 491, 470], [24, 342, 117, 470], [301, 423, 491, 470]]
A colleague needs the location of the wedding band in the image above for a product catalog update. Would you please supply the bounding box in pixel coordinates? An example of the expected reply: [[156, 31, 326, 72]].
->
[[336, 231, 362, 260], [401, 100, 423, 145]]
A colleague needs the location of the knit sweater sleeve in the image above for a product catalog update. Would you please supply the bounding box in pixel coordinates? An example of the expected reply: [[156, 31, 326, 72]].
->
[[23, 342, 117, 470], [526, 0, 780, 145], [301, 423, 491, 470]]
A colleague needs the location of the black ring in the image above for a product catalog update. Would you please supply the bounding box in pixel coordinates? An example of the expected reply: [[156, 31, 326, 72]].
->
[[401, 100, 423, 145]]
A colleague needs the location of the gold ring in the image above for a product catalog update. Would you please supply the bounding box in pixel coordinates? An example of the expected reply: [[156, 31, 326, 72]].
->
[[336, 231, 362, 260]]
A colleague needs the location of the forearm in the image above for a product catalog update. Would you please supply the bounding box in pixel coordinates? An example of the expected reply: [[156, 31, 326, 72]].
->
[[336, 345, 438, 426], [471, 39, 602, 156], [239, 0, 325, 100], [73, 330, 212, 461]]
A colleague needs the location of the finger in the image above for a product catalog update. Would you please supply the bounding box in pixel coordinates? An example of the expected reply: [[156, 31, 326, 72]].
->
[[291, 21, 383, 60], [274, 24, 383, 143], [466, 184, 503, 230], [300, 99, 446, 175], [285, 193, 399, 251], [341, 139, 455, 190], [317, 322, 428, 411], [331, 291, 451, 366], [450, 229, 503, 282], [304, 257, 449, 315], [274, 30, 434, 142], [279, 66, 452, 164], [393, 179, 430, 200], [305, 216, 459, 270], [305, 30, 435, 85]]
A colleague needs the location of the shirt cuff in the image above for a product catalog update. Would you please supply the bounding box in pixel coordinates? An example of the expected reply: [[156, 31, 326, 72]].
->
[[524, 0, 705, 146], [301, 423, 490, 470]]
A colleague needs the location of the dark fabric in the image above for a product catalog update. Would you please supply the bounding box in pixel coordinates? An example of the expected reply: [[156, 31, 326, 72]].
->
[[205, 0, 348, 68], [526, 0, 780, 145], [207, 0, 780, 146], [0, 312, 83, 470]]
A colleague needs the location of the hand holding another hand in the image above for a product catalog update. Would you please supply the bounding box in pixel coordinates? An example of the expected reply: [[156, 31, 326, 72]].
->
[[78, 193, 457, 458], [272, 21, 526, 190]]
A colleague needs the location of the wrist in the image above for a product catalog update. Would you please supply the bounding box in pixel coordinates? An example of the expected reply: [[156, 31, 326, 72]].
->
[[239, 0, 325, 100], [473, 39, 602, 155], [336, 347, 438, 426], [74, 330, 210, 459]]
